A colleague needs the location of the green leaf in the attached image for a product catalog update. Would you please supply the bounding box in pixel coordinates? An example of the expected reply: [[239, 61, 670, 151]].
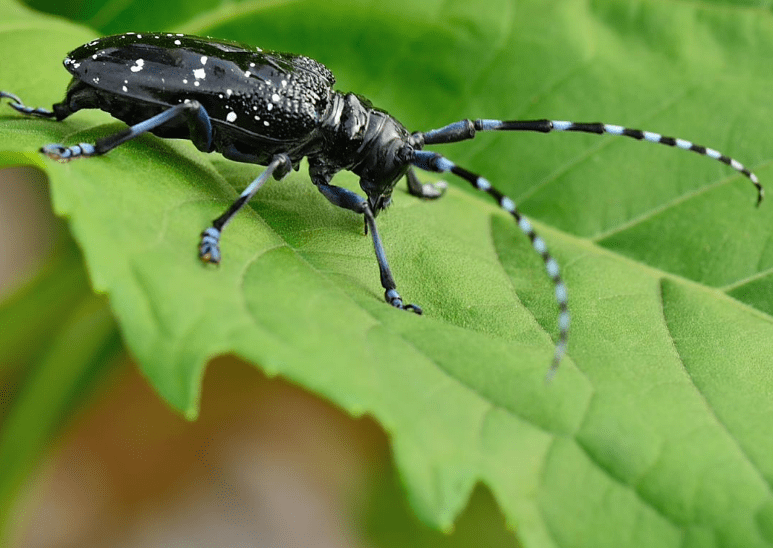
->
[[363, 473, 521, 548], [2, 0, 773, 546]]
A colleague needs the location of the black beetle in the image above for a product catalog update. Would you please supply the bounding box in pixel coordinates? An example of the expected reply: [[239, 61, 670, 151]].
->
[[1, 32, 763, 377]]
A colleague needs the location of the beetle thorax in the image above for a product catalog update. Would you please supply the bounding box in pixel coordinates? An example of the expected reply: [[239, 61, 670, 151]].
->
[[319, 92, 411, 209]]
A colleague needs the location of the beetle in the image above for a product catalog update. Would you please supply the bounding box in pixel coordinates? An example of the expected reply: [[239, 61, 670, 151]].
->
[[0, 32, 763, 378]]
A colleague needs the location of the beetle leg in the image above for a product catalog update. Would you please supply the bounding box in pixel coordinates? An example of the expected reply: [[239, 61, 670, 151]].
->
[[315, 182, 422, 314], [3, 83, 106, 121], [199, 153, 291, 264], [40, 101, 215, 161], [0, 91, 59, 118], [405, 166, 447, 199]]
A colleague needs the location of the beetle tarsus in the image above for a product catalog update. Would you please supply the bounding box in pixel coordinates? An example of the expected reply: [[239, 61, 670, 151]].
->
[[199, 227, 222, 264], [385, 289, 422, 315], [40, 142, 96, 161]]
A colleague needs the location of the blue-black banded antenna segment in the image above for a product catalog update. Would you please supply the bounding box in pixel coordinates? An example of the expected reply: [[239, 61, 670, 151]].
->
[[421, 119, 763, 206], [411, 149, 570, 380]]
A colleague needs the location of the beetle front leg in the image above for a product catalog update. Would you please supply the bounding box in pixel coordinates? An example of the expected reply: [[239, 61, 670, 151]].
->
[[405, 167, 447, 199], [316, 183, 421, 314]]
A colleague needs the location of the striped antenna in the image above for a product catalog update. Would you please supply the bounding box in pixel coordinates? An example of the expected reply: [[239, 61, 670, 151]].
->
[[422, 119, 763, 205], [411, 150, 569, 380]]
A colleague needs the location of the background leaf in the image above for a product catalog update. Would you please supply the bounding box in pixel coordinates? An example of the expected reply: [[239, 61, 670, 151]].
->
[[1, 0, 773, 546]]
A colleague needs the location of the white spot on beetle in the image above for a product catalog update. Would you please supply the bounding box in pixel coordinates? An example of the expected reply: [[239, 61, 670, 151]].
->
[[218, 94, 223, 99], [122, 85, 128, 92], [266, 103, 273, 111], [174, 40, 181, 45], [137, 34, 142, 39], [245, 71, 251, 77], [226, 89, 233, 96], [193, 68, 206, 80], [249, 62, 255, 67], [176, 33, 184, 36], [201, 56, 207, 65], [281, 80, 287, 87], [73, 62, 80, 69], [271, 93, 280, 102], [227, 112, 237, 123], [130, 59, 145, 72], [182, 79, 188, 84], [194, 81, 200, 87], [263, 120, 269, 126], [92, 54, 98, 59]]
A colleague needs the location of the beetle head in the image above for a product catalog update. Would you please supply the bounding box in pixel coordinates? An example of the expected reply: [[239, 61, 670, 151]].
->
[[356, 112, 412, 215]]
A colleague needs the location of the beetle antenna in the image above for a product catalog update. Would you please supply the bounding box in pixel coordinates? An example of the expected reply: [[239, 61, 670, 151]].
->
[[411, 150, 569, 380], [421, 119, 763, 206]]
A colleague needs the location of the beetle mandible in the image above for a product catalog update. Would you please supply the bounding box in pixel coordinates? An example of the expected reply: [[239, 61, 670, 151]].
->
[[1, 33, 763, 378]]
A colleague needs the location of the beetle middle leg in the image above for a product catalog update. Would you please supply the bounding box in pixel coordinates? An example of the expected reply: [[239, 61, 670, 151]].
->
[[199, 153, 291, 264], [316, 182, 422, 314]]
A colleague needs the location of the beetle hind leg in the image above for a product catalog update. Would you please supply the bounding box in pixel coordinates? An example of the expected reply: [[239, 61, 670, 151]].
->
[[1, 91, 61, 119], [40, 100, 215, 162]]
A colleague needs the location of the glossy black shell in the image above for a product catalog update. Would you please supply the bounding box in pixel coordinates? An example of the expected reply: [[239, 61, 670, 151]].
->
[[63, 33, 336, 161]]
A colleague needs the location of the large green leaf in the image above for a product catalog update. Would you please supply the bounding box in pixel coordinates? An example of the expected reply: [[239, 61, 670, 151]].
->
[[2, 0, 773, 546]]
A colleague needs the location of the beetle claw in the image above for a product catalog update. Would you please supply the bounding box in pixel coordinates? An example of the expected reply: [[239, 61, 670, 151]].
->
[[385, 289, 422, 315]]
